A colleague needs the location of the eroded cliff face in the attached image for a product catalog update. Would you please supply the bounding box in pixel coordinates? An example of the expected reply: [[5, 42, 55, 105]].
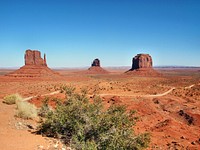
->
[[131, 54, 152, 70], [126, 53, 161, 76], [25, 50, 47, 66], [91, 59, 100, 67]]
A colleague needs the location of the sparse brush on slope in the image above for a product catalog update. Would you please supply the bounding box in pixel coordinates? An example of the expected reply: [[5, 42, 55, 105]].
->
[[16, 101, 38, 119], [3, 93, 22, 105], [3, 93, 38, 119], [37, 86, 150, 150]]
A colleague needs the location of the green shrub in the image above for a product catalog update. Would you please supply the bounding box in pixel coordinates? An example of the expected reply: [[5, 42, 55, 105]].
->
[[38, 97, 51, 118], [16, 101, 38, 119], [38, 86, 150, 149], [38, 97, 60, 118], [3, 93, 22, 105]]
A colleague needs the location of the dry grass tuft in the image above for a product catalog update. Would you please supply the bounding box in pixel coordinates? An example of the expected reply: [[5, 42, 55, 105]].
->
[[3, 94, 22, 105], [16, 101, 38, 119]]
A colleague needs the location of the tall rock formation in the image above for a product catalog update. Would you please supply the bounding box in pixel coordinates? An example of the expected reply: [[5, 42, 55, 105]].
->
[[91, 59, 100, 67], [126, 53, 160, 76], [6, 49, 59, 78], [83, 58, 109, 74], [131, 54, 152, 70], [25, 50, 47, 66]]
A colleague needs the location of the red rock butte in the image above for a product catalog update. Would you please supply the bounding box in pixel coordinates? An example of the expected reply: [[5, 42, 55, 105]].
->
[[126, 54, 161, 76], [83, 58, 109, 74], [6, 50, 59, 78], [25, 50, 47, 66], [91, 59, 100, 67]]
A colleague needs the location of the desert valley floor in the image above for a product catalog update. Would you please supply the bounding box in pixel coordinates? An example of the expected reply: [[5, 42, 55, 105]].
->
[[0, 68, 200, 149]]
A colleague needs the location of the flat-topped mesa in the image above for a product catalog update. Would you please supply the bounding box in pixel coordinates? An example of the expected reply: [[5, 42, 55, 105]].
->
[[25, 50, 47, 66], [91, 58, 100, 67], [131, 54, 152, 70], [126, 53, 161, 76]]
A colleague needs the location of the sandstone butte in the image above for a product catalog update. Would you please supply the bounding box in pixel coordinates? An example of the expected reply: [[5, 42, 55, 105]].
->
[[6, 50, 59, 78], [86, 58, 109, 74], [125, 54, 161, 76]]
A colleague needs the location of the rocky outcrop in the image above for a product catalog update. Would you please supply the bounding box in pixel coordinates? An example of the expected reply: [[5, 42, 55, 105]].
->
[[131, 54, 152, 70], [91, 59, 100, 67], [6, 49, 59, 78], [25, 50, 47, 66], [82, 58, 109, 74], [126, 53, 161, 76]]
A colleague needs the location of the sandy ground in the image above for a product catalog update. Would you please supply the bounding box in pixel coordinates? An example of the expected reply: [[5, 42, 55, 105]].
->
[[0, 68, 200, 149], [0, 101, 50, 150]]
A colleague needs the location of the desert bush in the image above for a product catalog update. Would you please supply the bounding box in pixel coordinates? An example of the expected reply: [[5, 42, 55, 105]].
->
[[38, 97, 60, 118], [38, 97, 51, 118], [3, 93, 22, 105], [38, 86, 150, 149], [16, 101, 38, 119]]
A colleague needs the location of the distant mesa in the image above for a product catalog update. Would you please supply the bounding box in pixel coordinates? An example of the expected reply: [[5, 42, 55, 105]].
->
[[82, 58, 109, 74], [125, 53, 161, 76], [91, 58, 100, 67], [6, 49, 59, 78]]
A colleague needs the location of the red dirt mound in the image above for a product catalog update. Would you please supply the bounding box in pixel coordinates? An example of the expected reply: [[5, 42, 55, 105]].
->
[[85, 66, 109, 74], [125, 68, 161, 76], [6, 65, 59, 78]]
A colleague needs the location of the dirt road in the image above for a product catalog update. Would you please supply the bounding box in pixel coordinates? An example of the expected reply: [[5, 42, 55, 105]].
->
[[22, 83, 197, 101]]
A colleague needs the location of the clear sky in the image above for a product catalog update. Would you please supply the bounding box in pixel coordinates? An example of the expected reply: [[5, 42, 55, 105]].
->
[[0, 0, 200, 68]]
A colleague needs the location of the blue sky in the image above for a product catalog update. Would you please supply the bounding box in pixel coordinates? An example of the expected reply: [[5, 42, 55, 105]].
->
[[0, 0, 200, 68]]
